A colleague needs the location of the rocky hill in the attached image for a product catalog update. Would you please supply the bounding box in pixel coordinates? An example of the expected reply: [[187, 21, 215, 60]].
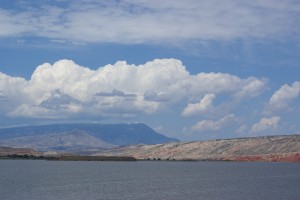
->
[[0, 146, 42, 156], [95, 134, 300, 162], [0, 130, 116, 152]]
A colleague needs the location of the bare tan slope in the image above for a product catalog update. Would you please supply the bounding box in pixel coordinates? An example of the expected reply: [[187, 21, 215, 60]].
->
[[0, 146, 42, 156], [95, 135, 300, 162]]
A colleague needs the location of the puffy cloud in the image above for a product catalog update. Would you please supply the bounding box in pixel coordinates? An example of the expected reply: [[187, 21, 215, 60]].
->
[[0, 72, 27, 112], [267, 81, 300, 111], [182, 94, 216, 117], [0, 59, 266, 119], [234, 78, 267, 100], [27, 60, 94, 103], [191, 114, 236, 132], [0, 1, 299, 43], [250, 116, 280, 133], [187, 73, 267, 99]]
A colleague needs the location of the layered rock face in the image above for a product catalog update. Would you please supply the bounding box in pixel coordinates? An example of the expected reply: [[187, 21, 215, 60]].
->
[[96, 135, 300, 162]]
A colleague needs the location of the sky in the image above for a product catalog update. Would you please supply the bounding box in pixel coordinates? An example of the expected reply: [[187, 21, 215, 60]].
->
[[0, 0, 300, 141]]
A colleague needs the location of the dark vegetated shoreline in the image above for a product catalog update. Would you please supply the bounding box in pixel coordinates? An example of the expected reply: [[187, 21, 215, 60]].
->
[[0, 154, 137, 161], [48, 155, 137, 161], [2, 154, 299, 163]]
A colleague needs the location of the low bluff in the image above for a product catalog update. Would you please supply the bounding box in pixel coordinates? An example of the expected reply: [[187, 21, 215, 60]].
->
[[95, 134, 300, 162]]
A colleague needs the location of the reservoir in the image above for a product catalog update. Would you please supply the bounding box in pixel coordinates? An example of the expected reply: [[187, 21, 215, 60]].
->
[[0, 160, 299, 200]]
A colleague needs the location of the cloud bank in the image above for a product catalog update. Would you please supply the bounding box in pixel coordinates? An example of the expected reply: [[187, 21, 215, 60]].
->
[[0, 0, 299, 44], [1, 58, 300, 138], [0, 59, 267, 120]]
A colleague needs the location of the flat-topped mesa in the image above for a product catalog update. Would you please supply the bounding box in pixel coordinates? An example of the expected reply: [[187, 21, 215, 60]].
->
[[0, 123, 178, 153]]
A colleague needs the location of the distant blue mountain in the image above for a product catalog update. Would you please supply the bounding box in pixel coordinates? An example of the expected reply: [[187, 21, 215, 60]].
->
[[0, 123, 178, 146]]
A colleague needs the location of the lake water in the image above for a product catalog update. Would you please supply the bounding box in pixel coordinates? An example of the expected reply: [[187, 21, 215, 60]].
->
[[0, 160, 299, 200]]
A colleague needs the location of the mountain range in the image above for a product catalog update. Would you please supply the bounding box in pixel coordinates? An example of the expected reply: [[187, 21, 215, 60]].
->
[[1, 123, 299, 162], [0, 123, 178, 152]]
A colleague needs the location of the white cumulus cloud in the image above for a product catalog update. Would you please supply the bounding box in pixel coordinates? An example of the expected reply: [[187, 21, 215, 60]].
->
[[0, 59, 267, 119], [250, 116, 280, 133], [182, 93, 216, 117], [0, 72, 27, 112], [191, 114, 236, 132], [234, 78, 268, 100], [267, 81, 300, 111]]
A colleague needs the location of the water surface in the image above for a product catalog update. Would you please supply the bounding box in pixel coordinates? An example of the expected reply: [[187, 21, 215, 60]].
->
[[0, 160, 299, 200]]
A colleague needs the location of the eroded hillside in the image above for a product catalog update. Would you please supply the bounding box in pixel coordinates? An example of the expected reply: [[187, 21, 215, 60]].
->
[[95, 135, 300, 162]]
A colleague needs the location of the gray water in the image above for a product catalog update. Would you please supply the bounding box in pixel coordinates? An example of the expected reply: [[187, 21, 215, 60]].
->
[[0, 160, 299, 200]]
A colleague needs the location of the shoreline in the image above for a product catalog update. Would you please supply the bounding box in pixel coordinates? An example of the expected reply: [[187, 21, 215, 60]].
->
[[1, 154, 300, 163], [0, 155, 137, 161]]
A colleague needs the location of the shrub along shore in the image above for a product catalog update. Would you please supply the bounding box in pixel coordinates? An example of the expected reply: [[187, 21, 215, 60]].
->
[[0, 154, 137, 161]]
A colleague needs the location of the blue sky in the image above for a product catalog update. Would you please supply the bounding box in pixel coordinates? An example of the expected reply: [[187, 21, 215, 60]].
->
[[0, 0, 300, 140]]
